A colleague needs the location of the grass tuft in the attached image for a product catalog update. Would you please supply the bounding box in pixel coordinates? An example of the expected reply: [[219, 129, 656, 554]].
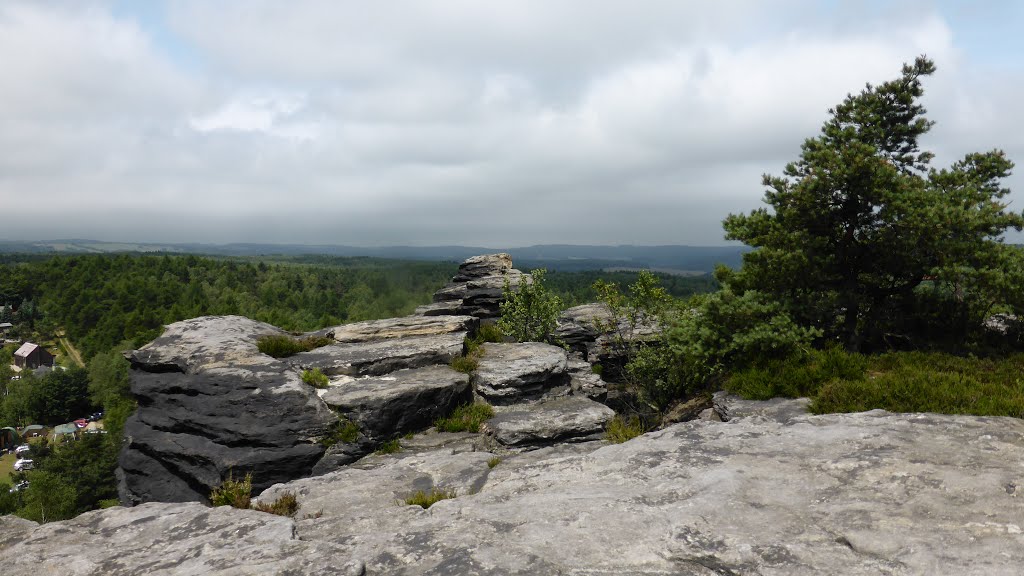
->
[[210, 471, 300, 517], [487, 456, 501, 469], [320, 417, 360, 447], [301, 368, 330, 388], [253, 492, 299, 517], [374, 439, 402, 455], [450, 355, 479, 374], [403, 487, 457, 509], [435, 403, 495, 433], [606, 415, 645, 443]]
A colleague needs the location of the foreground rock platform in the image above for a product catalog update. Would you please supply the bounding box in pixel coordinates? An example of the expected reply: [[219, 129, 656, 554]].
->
[[9, 399, 1024, 575]]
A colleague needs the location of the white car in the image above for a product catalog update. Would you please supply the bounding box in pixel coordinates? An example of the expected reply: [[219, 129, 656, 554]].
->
[[13, 458, 33, 471], [9, 480, 28, 493], [14, 444, 30, 456]]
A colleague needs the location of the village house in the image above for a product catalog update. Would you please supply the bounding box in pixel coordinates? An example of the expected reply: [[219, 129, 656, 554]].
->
[[13, 342, 54, 370]]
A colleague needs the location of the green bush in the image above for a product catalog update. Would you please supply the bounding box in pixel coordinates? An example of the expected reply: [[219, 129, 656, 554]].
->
[[320, 417, 360, 447], [403, 487, 457, 509], [606, 415, 645, 443], [498, 269, 564, 343], [726, 346, 868, 400], [435, 403, 495, 433], [258, 334, 333, 358], [301, 368, 330, 388], [450, 355, 479, 374]]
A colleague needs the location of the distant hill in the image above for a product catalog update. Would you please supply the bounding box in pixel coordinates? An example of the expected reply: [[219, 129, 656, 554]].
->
[[0, 240, 747, 273]]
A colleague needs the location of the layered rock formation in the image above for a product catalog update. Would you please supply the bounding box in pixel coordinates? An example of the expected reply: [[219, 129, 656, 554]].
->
[[117, 254, 612, 506], [5, 396, 1024, 575]]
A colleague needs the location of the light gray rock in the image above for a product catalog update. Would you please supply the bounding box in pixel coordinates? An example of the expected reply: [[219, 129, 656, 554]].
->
[[324, 314, 478, 344], [712, 390, 811, 424], [289, 332, 466, 377], [451, 253, 513, 281], [8, 407, 1024, 574], [0, 502, 362, 576], [320, 366, 472, 441], [125, 315, 286, 373], [553, 303, 615, 350], [471, 342, 568, 404], [566, 356, 608, 401], [481, 396, 616, 448], [413, 301, 463, 316]]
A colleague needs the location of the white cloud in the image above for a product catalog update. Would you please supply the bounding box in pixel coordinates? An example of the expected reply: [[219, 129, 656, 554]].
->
[[0, 1, 1020, 246]]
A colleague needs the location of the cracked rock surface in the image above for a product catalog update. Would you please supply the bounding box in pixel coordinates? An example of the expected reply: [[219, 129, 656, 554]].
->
[[9, 398, 1024, 575]]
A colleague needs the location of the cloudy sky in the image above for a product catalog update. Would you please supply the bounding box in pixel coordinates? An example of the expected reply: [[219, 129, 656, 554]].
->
[[1, 1, 1022, 246]]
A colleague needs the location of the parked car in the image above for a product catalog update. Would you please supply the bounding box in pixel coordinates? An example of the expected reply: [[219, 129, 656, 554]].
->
[[14, 444, 30, 456], [9, 480, 29, 493], [13, 458, 33, 471], [73, 418, 89, 429], [91, 411, 104, 421]]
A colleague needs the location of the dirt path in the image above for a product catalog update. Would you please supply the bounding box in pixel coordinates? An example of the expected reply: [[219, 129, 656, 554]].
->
[[57, 330, 85, 367]]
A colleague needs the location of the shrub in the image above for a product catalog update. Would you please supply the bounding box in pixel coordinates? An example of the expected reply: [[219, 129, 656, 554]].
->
[[210, 472, 252, 509], [434, 403, 495, 433], [726, 346, 867, 400], [606, 415, 645, 443], [258, 334, 333, 358], [320, 417, 360, 447], [498, 269, 564, 343], [301, 368, 330, 388], [374, 439, 402, 455], [403, 487, 457, 509], [476, 323, 505, 344]]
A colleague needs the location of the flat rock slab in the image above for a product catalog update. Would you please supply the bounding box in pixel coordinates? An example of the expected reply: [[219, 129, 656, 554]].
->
[[28, 404, 1022, 574], [324, 314, 478, 344], [482, 396, 616, 448], [321, 366, 471, 440], [0, 503, 362, 576], [125, 315, 285, 373], [472, 342, 568, 404], [290, 332, 465, 377]]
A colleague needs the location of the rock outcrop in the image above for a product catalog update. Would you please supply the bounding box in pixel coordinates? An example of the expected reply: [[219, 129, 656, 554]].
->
[[430, 253, 529, 318], [119, 316, 338, 505], [7, 398, 1024, 574], [482, 396, 615, 449], [471, 342, 569, 404]]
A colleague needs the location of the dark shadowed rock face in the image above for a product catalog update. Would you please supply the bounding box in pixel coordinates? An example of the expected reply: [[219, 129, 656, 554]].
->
[[119, 316, 338, 505], [10, 402, 1024, 575], [430, 252, 529, 319]]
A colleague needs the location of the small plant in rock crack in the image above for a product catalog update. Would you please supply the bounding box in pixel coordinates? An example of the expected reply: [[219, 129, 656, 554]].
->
[[403, 487, 457, 509]]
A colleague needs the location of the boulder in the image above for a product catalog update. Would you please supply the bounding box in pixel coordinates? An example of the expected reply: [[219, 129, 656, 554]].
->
[[323, 314, 478, 344], [288, 332, 466, 377], [481, 396, 615, 448], [119, 316, 337, 506], [451, 253, 513, 281], [566, 356, 608, 402], [20, 404, 1024, 574], [413, 301, 462, 316], [471, 342, 568, 404], [320, 366, 472, 441]]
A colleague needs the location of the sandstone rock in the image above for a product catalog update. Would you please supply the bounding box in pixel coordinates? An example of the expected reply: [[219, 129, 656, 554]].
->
[[712, 390, 811, 423], [553, 302, 615, 351], [320, 366, 471, 441], [324, 314, 478, 344], [566, 356, 608, 401], [125, 315, 285, 373], [482, 396, 615, 449], [451, 253, 512, 281], [119, 317, 337, 506], [471, 342, 568, 404], [661, 394, 714, 427], [412, 301, 462, 316], [289, 332, 465, 377], [0, 502, 363, 575], [20, 405, 1024, 574]]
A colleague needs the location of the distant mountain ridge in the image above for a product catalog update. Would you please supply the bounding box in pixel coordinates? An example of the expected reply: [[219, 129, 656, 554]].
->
[[0, 239, 747, 273]]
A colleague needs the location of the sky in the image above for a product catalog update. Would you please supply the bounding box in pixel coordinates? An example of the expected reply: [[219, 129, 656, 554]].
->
[[1, 1, 1022, 247]]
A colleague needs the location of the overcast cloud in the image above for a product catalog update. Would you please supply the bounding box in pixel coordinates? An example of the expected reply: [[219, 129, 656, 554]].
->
[[1, 0, 1022, 246]]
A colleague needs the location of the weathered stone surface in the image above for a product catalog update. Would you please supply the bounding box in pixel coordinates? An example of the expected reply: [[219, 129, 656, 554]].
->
[[321, 366, 472, 440], [471, 342, 568, 404], [482, 396, 615, 448], [413, 300, 462, 316], [712, 390, 811, 424], [661, 394, 714, 427], [553, 303, 615, 351], [125, 315, 285, 373], [430, 254, 530, 319], [22, 405, 1024, 574], [289, 332, 465, 377], [324, 314, 478, 344], [566, 356, 608, 401], [451, 253, 513, 281], [0, 502, 362, 576], [119, 317, 337, 506], [554, 303, 661, 369]]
